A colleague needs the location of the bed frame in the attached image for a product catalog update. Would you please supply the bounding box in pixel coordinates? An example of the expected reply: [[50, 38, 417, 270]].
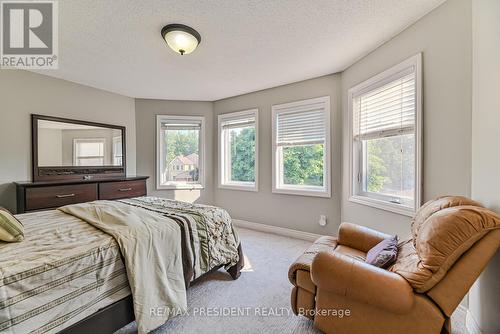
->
[[60, 245, 244, 334]]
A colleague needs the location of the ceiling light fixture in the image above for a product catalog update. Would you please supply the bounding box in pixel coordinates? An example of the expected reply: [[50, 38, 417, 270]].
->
[[161, 24, 201, 55]]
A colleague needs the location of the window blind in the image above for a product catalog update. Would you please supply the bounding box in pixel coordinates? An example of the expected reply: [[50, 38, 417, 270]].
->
[[161, 120, 201, 131], [221, 116, 255, 129], [353, 67, 416, 140], [276, 105, 326, 146]]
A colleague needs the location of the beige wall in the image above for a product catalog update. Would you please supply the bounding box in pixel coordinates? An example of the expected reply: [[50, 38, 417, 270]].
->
[[38, 128, 63, 166], [135, 99, 214, 204], [0, 70, 136, 213], [469, 0, 500, 333], [341, 0, 472, 236], [213, 74, 342, 235]]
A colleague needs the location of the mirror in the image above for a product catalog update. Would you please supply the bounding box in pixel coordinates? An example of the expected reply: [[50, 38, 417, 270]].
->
[[37, 120, 123, 167], [33, 115, 126, 181]]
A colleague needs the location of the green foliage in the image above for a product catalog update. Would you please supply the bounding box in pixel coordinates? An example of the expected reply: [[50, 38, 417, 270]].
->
[[365, 135, 415, 196], [230, 127, 255, 182], [367, 141, 389, 192], [227, 127, 325, 186], [283, 144, 324, 186], [165, 130, 199, 163], [163, 128, 415, 198]]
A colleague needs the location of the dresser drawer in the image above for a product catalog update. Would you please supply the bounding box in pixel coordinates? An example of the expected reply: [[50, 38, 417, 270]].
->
[[99, 180, 146, 200], [25, 184, 98, 211]]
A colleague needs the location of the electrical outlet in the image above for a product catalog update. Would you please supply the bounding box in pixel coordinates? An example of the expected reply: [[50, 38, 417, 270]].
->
[[319, 215, 327, 227]]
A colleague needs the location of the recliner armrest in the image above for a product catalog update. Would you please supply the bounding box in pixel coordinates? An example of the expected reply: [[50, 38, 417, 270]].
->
[[288, 236, 337, 286], [338, 222, 391, 252], [311, 251, 414, 314]]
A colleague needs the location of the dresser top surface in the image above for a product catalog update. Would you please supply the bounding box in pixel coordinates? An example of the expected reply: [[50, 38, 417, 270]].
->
[[15, 176, 149, 188]]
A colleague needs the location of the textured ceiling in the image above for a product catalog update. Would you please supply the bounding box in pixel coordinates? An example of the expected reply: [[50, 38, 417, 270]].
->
[[33, 0, 445, 101]]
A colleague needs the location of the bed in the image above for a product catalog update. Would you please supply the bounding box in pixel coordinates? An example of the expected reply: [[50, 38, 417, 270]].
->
[[0, 197, 243, 334]]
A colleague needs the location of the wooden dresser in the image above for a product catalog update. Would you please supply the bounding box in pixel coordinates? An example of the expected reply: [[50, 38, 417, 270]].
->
[[15, 176, 149, 214]]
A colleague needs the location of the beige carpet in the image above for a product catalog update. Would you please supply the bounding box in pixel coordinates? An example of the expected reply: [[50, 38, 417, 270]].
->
[[116, 228, 468, 334]]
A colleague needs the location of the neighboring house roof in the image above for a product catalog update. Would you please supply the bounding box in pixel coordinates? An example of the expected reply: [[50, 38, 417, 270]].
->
[[170, 153, 199, 166], [185, 153, 199, 165], [170, 156, 193, 165]]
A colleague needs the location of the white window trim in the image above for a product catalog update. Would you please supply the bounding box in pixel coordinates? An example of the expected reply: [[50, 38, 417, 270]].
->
[[218, 109, 259, 192], [156, 115, 205, 190], [272, 96, 331, 198], [348, 53, 423, 216], [112, 135, 123, 165]]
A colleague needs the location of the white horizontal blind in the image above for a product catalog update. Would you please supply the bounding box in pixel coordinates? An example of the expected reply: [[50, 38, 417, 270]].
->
[[221, 115, 255, 129], [276, 102, 326, 146], [353, 67, 416, 140], [161, 120, 201, 131]]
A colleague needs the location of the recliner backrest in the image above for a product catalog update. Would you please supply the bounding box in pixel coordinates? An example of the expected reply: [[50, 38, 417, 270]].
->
[[410, 196, 482, 249], [426, 228, 500, 316], [390, 197, 500, 293]]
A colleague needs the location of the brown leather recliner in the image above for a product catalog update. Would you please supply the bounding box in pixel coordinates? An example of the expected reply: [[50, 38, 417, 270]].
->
[[288, 196, 500, 334]]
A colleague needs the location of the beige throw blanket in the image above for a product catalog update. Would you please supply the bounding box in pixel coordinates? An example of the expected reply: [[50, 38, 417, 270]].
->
[[60, 201, 187, 334]]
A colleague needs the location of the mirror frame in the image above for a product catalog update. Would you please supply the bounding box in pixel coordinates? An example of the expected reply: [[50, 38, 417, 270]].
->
[[32, 114, 127, 182]]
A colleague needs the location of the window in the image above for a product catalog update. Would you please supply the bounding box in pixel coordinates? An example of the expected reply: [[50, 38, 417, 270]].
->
[[218, 109, 258, 191], [349, 54, 422, 216], [112, 136, 123, 165], [73, 138, 105, 166], [156, 115, 204, 190], [272, 96, 331, 197]]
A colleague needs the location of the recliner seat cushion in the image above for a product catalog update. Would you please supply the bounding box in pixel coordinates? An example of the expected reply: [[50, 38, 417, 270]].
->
[[392, 204, 500, 292]]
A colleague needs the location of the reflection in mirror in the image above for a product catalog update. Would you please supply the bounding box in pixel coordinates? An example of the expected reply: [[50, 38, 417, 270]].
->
[[37, 120, 123, 167]]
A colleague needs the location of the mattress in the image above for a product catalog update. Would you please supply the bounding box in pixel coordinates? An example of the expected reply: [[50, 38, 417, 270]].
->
[[0, 210, 131, 334], [0, 197, 241, 334]]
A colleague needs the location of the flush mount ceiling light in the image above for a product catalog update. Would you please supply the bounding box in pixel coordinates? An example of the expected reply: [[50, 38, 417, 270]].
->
[[161, 24, 201, 55]]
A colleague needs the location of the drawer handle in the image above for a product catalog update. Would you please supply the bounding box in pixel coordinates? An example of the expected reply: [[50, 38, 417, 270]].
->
[[56, 194, 76, 198], [118, 188, 132, 192]]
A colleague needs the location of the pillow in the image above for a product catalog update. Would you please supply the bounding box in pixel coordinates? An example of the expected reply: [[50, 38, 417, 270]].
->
[[0, 207, 24, 242], [365, 236, 398, 268]]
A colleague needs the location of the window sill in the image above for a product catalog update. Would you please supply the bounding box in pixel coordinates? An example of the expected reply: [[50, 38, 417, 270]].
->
[[349, 195, 415, 217], [273, 186, 330, 198], [157, 184, 204, 191], [219, 183, 258, 192]]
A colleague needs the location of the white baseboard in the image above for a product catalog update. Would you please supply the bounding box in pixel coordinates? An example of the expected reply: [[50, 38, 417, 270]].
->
[[233, 219, 322, 242], [466, 308, 482, 334]]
